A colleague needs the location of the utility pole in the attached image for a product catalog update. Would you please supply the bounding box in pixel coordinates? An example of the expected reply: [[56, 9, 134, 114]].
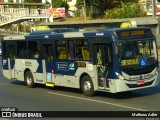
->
[[84, 0, 86, 20], [23, 0, 25, 33], [152, 0, 156, 17], [45, 0, 47, 22], [23, 0, 25, 16]]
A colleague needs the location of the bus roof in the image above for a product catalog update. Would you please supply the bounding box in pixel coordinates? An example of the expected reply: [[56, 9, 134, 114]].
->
[[29, 28, 79, 35], [3, 27, 153, 41], [3, 35, 26, 41]]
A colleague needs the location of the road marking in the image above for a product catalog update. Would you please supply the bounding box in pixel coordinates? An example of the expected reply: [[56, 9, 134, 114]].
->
[[48, 92, 147, 111], [0, 83, 8, 86]]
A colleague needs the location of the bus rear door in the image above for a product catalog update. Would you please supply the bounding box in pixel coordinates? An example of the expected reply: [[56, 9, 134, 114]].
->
[[41, 44, 54, 85], [6, 43, 16, 79]]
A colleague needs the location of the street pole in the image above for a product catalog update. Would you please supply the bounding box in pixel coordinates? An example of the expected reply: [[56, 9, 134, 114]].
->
[[45, 0, 47, 22], [84, 0, 86, 20], [152, 0, 156, 17], [23, 0, 25, 33], [23, 0, 24, 16], [145, 0, 147, 12]]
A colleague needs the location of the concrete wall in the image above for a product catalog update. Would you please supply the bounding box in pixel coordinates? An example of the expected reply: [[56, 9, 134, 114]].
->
[[39, 17, 160, 41]]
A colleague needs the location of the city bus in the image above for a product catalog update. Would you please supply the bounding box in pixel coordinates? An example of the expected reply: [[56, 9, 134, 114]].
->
[[2, 27, 159, 96]]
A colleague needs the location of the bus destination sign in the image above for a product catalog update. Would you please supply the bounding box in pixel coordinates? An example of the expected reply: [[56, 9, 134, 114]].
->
[[116, 29, 152, 39], [121, 30, 144, 37]]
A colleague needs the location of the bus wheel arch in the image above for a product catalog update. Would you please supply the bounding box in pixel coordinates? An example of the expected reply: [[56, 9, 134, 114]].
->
[[80, 73, 95, 96], [24, 69, 35, 88]]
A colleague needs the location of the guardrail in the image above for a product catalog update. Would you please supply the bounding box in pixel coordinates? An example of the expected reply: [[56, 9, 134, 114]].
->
[[0, 8, 49, 24]]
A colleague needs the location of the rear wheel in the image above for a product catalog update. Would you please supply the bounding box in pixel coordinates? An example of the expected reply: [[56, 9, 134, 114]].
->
[[81, 76, 95, 96], [25, 71, 35, 88]]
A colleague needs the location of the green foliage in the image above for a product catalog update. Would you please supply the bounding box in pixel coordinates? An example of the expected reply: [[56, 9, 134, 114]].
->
[[76, 0, 144, 19], [89, 0, 104, 7], [122, 0, 139, 3], [105, 2, 146, 19], [105, 8, 122, 19], [51, 0, 69, 10], [18, 24, 23, 32]]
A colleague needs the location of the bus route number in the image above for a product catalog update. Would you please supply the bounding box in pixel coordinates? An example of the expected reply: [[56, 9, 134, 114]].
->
[[121, 31, 129, 37]]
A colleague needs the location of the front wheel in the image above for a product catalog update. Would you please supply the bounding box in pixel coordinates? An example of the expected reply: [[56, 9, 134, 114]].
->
[[24, 71, 35, 88], [81, 76, 95, 97]]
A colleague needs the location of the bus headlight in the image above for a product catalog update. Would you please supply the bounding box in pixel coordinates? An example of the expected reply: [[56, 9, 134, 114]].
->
[[115, 72, 124, 80]]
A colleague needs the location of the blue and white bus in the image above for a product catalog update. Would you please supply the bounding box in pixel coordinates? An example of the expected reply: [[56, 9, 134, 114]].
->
[[2, 27, 159, 96]]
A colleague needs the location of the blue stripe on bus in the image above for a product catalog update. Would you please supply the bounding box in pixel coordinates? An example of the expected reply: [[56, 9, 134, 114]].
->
[[108, 68, 117, 79], [36, 60, 78, 76], [10, 60, 15, 69], [36, 60, 43, 73], [2, 59, 15, 70], [25, 34, 64, 40], [2, 59, 8, 70], [83, 32, 97, 37], [46, 61, 51, 73]]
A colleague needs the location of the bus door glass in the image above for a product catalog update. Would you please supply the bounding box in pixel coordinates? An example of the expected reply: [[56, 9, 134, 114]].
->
[[7, 43, 16, 79], [94, 43, 113, 88], [41, 44, 53, 83]]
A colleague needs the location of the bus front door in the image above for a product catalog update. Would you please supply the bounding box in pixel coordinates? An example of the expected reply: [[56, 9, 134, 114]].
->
[[94, 44, 112, 89]]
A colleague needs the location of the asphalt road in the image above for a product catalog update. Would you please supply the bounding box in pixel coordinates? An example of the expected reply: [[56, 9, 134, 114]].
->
[[0, 57, 160, 120]]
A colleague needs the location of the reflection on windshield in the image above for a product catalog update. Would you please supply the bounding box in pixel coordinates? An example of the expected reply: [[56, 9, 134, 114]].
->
[[116, 40, 157, 66]]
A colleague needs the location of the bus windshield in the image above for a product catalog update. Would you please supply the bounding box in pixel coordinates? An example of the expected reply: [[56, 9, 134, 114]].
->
[[116, 39, 157, 67]]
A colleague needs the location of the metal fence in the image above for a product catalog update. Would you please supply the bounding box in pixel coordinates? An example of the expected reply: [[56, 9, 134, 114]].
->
[[0, 8, 49, 24]]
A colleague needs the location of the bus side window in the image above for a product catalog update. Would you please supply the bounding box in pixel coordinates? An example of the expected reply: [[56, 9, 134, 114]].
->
[[41, 44, 52, 61], [75, 39, 90, 60], [56, 40, 67, 60], [82, 47, 89, 60], [67, 40, 75, 59], [17, 41, 27, 59], [2, 42, 7, 58], [28, 41, 39, 59], [8, 45, 16, 60], [76, 48, 83, 60]]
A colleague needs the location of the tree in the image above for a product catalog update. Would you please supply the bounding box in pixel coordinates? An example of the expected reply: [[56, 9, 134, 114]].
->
[[51, 0, 69, 10], [105, 2, 146, 19], [76, 0, 145, 18], [89, 0, 105, 7]]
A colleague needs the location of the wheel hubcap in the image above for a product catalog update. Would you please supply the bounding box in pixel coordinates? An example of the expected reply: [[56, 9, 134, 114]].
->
[[27, 76, 32, 85], [84, 81, 91, 92]]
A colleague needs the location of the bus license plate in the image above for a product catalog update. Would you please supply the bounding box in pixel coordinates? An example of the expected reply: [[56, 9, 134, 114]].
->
[[137, 80, 145, 85]]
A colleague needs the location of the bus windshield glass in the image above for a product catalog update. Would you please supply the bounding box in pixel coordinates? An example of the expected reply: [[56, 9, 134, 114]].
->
[[116, 39, 157, 67]]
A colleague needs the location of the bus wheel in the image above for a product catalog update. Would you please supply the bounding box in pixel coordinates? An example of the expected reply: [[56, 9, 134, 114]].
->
[[81, 76, 95, 97], [25, 71, 35, 88]]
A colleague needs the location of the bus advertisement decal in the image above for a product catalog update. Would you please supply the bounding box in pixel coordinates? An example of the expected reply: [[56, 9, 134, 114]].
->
[[69, 63, 75, 70], [53, 61, 78, 76], [56, 62, 68, 71]]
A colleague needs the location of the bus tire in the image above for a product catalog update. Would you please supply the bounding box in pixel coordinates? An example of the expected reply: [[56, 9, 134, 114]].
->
[[25, 71, 35, 88], [81, 76, 95, 97]]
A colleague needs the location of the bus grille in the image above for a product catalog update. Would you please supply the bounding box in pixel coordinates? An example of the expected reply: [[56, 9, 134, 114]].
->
[[126, 80, 154, 88]]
